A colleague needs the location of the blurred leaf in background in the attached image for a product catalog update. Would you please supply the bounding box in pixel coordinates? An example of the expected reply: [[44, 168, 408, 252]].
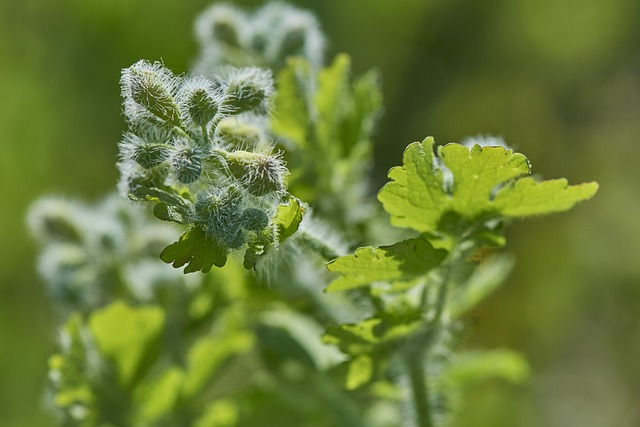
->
[[2, 0, 640, 426]]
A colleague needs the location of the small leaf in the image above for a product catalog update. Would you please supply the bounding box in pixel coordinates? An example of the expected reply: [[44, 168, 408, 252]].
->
[[439, 143, 530, 218], [272, 57, 312, 148], [345, 354, 373, 390], [492, 177, 599, 217], [182, 332, 254, 399], [274, 196, 305, 242], [161, 226, 228, 273], [315, 54, 351, 159], [89, 301, 165, 387], [130, 185, 193, 220], [377, 137, 447, 233], [194, 399, 239, 427], [444, 349, 530, 388], [260, 309, 345, 371], [153, 202, 187, 224], [133, 366, 184, 423], [326, 238, 447, 292]]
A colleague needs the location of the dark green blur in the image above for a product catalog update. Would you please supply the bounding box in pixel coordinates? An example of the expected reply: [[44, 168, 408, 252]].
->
[[1, 0, 638, 426]]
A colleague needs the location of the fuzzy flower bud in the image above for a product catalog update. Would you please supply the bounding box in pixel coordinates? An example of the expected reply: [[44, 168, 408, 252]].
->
[[240, 208, 269, 231], [121, 60, 181, 125], [28, 198, 83, 243], [216, 116, 265, 148], [120, 133, 170, 169], [223, 68, 274, 115], [178, 76, 223, 127], [195, 186, 245, 248], [171, 144, 203, 184], [195, 3, 247, 48], [226, 150, 287, 196]]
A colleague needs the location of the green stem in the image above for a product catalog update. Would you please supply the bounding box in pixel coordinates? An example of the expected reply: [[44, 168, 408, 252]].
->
[[407, 249, 457, 427], [297, 229, 341, 261], [406, 348, 433, 427]]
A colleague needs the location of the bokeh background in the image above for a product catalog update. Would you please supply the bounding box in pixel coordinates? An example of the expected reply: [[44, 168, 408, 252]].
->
[[1, 0, 639, 426]]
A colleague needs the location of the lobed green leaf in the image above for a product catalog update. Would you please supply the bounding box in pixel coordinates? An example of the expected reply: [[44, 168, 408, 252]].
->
[[492, 177, 599, 217], [161, 226, 228, 273], [326, 238, 447, 292], [378, 137, 599, 235], [274, 196, 305, 242], [89, 301, 165, 387]]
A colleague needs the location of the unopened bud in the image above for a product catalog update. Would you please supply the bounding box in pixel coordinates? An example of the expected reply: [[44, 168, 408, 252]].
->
[[28, 198, 83, 243], [223, 68, 274, 115], [226, 150, 286, 196], [132, 142, 169, 169], [240, 208, 269, 231], [121, 60, 180, 125], [195, 4, 247, 48], [171, 145, 203, 184], [179, 76, 222, 127], [216, 116, 263, 148]]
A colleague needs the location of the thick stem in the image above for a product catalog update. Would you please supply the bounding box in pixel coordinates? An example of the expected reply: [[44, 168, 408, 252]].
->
[[406, 348, 433, 427], [408, 252, 455, 427]]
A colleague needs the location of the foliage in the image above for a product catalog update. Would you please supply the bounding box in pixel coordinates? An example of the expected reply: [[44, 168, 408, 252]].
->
[[27, 2, 597, 427]]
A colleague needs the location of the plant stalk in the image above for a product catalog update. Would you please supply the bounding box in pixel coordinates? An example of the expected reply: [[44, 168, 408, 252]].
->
[[406, 348, 433, 427]]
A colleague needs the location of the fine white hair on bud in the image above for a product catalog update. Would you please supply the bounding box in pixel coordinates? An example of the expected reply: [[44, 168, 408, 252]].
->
[[194, 3, 248, 49], [225, 149, 288, 196], [121, 60, 181, 125], [27, 197, 85, 244], [119, 133, 170, 169], [216, 114, 268, 150], [192, 2, 326, 73], [254, 1, 325, 68], [170, 141, 204, 185], [222, 67, 275, 115], [194, 185, 247, 249], [177, 75, 226, 128]]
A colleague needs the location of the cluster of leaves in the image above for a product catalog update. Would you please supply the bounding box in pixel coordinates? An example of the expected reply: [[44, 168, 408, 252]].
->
[[325, 137, 597, 425], [28, 2, 599, 427]]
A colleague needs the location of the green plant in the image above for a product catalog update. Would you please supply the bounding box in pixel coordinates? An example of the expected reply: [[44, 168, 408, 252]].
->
[[28, 3, 597, 426]]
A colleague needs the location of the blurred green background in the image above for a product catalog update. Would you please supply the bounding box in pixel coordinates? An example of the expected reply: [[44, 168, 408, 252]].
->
[[1, 0, 639, 426]]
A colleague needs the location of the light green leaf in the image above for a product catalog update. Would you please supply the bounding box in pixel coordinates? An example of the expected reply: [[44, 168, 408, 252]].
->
[[449, 254, 515, 319], [194, 399, 239, 427], [345, 354, 374, 390], [439, 143, 529, 217], [134, 366, 184, 423], [130, 185, 193, 223], [326, 238, 447, 292], [274, 196, 305, 242], [323, 318, 383, 355], [444, 349, 530, 388], [378, 138, 598, 235], [315, 53, 351, 159], [161, 226, 228, 273], [182, 332, 254, 399], [89, 301, 165, 387], [493, 177, 599, 217], [261, 308, 345, 371], [323, 317, 423, 357], [272, 57, 312, 148], [377, 137, 447, 233]]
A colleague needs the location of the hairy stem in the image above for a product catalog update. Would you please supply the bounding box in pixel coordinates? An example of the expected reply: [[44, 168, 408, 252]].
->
[[297, 229, 341, 261], [406, 348, 433, 427]]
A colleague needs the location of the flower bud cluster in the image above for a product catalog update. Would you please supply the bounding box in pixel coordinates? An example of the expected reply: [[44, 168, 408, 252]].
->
[[192, 2, 325, 75], [27, 194, 188, 311], [118, 60, 293, 267]]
